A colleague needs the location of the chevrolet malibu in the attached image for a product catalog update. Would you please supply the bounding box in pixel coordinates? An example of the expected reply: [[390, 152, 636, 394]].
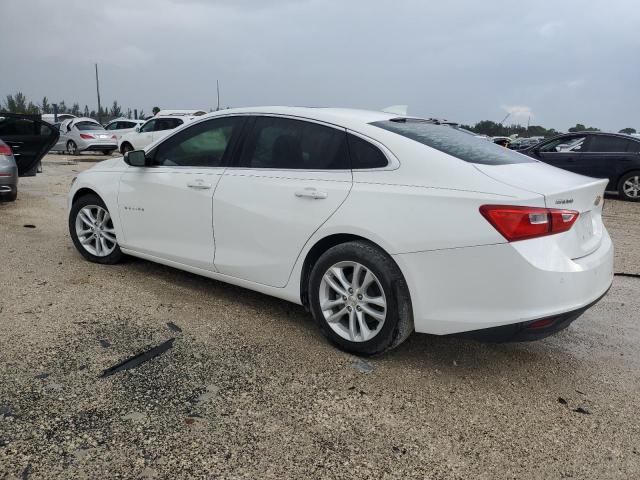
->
[[67, 107, 613, 355]]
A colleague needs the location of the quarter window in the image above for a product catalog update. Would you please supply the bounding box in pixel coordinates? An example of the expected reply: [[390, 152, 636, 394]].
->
[[152, 117, 241, 167], [154, 118, 183, 131], [239, 116, 349, 169], [587, 135, 633, 153], [348, 134, 388, 168], [105, 122, 119, 130]]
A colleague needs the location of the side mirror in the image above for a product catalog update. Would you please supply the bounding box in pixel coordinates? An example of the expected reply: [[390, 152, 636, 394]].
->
[[135, 126, 140, 132], [124, 149, 147, 167]]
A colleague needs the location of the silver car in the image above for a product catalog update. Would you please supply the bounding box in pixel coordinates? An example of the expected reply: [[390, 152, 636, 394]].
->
[[0, 139, 18, 201], [0, 113, 59, 201], [51, 117, 117, 155]]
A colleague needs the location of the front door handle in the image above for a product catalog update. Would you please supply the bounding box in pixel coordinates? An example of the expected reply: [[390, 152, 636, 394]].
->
[[187, 180, 212, 190], [295, 188, 328, 199]]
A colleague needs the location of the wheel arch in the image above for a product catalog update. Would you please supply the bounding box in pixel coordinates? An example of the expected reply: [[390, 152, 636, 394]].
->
[[617, 169, 640, 188], [299, 233, 405, 308], [72, 187, 101, 205]]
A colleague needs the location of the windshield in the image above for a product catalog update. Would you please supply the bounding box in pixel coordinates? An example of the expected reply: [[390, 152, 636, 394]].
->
[[75, 121, 104, 131], [371, 119, 535, 165]]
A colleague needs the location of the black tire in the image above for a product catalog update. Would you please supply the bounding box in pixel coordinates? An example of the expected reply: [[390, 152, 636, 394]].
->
[[308, 241, 413, 355], [618, 171, 640, 202], [69, 193, 124, 264], [120, 143, 133, 154], [67, 140, 79, 156], [0, 187, 17, 202]]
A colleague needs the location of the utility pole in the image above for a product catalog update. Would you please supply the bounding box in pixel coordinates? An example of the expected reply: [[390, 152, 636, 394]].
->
[[95, 63, 102, 123], [216, 80, 220, 111]]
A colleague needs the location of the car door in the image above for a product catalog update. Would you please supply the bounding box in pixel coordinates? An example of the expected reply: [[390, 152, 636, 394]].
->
[[533, 135, 588, 174], [580, 135, 636, 187], [133, 119, 156, 149], [118, 116, 244, 269], [0, 113, 59, 176], [212, 115, 353, 287]]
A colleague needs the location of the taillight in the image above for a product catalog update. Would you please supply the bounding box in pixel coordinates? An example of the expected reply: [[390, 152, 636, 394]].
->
[[80, 133, 95, 139], [480, 205, 579, 242], [0, 143, 12, 156]]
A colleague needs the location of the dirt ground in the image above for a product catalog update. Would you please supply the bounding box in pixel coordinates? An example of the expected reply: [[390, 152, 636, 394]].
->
[[1, 154, 639, 479]]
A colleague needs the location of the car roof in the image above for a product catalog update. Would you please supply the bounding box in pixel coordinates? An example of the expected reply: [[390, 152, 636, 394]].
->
[[107, 118, 144, 123], [200, 106, 397, 129]]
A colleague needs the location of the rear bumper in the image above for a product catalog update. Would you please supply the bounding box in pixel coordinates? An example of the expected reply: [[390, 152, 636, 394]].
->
[[393, 230, 614, 335], [81, 142, 117, 152]]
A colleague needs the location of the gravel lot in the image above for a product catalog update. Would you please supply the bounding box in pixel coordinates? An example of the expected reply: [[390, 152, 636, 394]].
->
[[1, 154, 639, 479]]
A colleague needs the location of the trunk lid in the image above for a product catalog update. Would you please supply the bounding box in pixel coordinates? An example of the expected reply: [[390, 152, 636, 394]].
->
[[474, 161, 608, 259]]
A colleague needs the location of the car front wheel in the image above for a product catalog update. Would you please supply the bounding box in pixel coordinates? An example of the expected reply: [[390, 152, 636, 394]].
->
[[308, 241, 413, 355], [67, 140, 79, 156], [619, 171, 640, 202], [69, 194, 123, 264]]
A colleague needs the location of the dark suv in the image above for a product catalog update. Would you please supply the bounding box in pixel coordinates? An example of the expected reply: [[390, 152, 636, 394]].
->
[[524, 132, 640, 201]]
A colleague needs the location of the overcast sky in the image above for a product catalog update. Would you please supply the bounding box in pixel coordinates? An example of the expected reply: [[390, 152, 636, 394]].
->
[[1, 0, 638, 131]]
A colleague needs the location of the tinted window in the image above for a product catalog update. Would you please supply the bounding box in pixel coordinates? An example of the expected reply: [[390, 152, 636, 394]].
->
[[588, 135, 632, 153], [121, 121, 136, 129], [371, 119, 533, 165], [75, 121, 104, 131], [539, 136, 587, 153], [348, 134, 388, 168], [240, 116, 349, 169], [0, 117, 39, 135], [139, 120, 156, 133], [155, 118, 183, 131], [627, 140, 640, 153], [105, 122, 118, 130], [153, 117, 241, 167]]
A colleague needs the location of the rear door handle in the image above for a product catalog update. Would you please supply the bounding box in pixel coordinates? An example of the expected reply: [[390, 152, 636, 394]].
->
[[187, 180, 212, 189], [295, 188, 328, 199]]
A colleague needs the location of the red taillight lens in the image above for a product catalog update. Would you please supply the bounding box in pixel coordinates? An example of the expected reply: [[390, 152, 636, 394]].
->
[[0, 144, 12, 156], [80, 133, 95, 139], [480, 205, 579, 242]]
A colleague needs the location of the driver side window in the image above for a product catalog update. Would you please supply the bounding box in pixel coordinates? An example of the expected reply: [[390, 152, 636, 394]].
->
[[152, 117, 242, 167], [539, 136, 587, 153], [139, 120, 156, 133]]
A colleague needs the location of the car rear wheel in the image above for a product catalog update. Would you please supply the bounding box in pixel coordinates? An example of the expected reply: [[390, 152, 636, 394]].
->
[[308, 241, 413, 355], [619, 171, 640, 202], [69, 194, 123, 264], [120, 143, 133, 154], [0, 187, 17, 202], [67, 140, 79, 156]]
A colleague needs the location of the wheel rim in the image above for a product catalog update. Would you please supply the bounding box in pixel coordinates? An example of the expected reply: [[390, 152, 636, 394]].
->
[[623, 176, 640, 198], [68, 141, 77, 155], [319, 261, 387, 342], [75, 205, 117, 257]]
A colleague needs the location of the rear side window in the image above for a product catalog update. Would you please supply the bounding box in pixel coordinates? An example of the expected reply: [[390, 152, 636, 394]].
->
[[371, 119, 534, 165], [588, 135, 633, 153], [239, 116, 349, 169], [627, 140, 640, 153], [348, 134, 388, 168], [155, 118, 183, 131], [75, 121, 104, 131]]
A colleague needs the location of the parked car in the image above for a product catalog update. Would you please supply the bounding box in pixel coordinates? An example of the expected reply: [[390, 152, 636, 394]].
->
[[68, 107, 613, 355], [50, 117, 117, 155], [523, 132, 640, 201], [510, 138, 542, 151], [0, 113, 59, 201], [104, 118, 145, 143], [118, 115, 193, 154]]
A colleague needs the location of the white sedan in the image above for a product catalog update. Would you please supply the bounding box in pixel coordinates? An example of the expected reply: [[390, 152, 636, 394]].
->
[[67, 107, 613, 355], [104, 118, 145, 143], [118, 115, 193, 154]]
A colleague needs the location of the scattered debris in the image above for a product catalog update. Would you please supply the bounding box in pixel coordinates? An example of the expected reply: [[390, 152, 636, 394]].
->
[[0, 405, 14, 418], [167, 321, 182, 333], [196, 384, 219, 403], [99, 339, 111, 348], [21, 463, 32, 480], [100, 338, 175, 378], [574, 405, 592, 415], [23, 224, 36, 229], [392, 446, 407, 456], [558, 397, 568, 405], [575, 389, 585, 395], [352, 359, 374, 374], [614, 272, 640, 279], [185, 418, 195, 425], [122, 411, 147, 422], [35, 373, 49, 380]]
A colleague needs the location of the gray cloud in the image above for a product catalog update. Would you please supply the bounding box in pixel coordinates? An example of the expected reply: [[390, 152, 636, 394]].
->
[[1, 0, 638, 130]]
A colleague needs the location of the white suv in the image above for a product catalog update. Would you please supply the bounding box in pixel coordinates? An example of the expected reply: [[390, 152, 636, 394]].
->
[[118, 115, 193, 154]]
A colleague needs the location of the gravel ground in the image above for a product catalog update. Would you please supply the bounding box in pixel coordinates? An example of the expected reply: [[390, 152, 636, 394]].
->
[[1, 154, 639, 479]]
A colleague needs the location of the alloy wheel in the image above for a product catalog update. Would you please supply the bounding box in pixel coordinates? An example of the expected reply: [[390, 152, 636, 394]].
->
[[319, 261, 387, 342], [623, 175, 640, 198], [67, 141, 77, 155], [75, 205, 117, 257]]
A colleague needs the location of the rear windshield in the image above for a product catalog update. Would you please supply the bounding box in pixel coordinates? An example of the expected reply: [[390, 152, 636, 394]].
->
[[371, 119, 534, 165], [75, 121, 104, 131]]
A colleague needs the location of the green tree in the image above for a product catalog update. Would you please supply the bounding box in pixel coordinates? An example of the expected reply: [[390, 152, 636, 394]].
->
[[619, 127, 636, 134], [152, 106, 160, 116], [110, 100, 122, 119], [568, 123, 599, 132], [4, 92, 28, 113], [83, 105, 90, 117], [70, 103, 81, 116], [40, 96, 52, 114], [57, 101, 68, 114]]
